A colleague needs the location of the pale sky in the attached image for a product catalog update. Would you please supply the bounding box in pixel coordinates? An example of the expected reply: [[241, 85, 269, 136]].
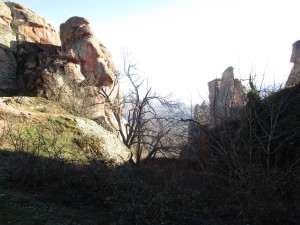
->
[[10, 0, 300, 103]]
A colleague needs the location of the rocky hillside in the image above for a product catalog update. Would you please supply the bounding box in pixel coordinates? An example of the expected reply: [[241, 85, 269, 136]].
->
[[0, 97, 131, 165], [0, 2, 130, 165], [185, 39, 300, 170]]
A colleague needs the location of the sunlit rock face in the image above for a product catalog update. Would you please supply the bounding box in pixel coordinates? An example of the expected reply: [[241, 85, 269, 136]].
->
[[286, 40, 300, 87], [208, 66, 245, 124], [0, 2, 123, 132], [0, 2, 130, 165], [45, 16, 123, 130], [60, 17, 114, 87], [5, 2, 61, 45], [0, 2, 16, 48]]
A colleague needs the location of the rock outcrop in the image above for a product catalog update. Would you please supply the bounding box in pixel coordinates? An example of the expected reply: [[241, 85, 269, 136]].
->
[[0, 2, 123, 131], [208, 67, 245, 124], [0, 1, 16, 49], [60, 17, 114, 86], [5, 2, 61, 45], [0, 97, 131, 166], [0, 2, 61, 95], [0, 3, 127, 164], [0, 1, 18, 94], [183, 67, 246, 166], [286, 40, 300, 87], [40, 16, 122, 130]]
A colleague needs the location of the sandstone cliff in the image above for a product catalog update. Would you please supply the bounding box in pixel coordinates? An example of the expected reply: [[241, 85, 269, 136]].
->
[[0, 2, 128, 165], [0, 2, 122, 130], [0, 1, 60, 94]]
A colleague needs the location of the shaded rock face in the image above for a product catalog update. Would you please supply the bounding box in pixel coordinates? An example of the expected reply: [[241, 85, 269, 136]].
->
[[0, 2, 60, 94], [208, 67, 245, 124], [0, 1, 18, 94], [286, 40, 300, 87], [0, 47, 18, 94], [183, 67, 246, 166]]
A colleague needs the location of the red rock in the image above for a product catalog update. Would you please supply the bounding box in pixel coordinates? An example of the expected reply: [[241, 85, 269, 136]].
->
[[60, 17, 114, 86], [6, 2, 60, 45]]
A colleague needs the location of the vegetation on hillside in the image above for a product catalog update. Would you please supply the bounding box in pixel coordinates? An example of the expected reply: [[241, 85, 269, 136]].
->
[[0, 76, 299, 225]]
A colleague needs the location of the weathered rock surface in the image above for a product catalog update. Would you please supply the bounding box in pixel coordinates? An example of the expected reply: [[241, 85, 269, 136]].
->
[[39, 16, 123, 129], [60, 17, 114, 86], [183, 67, 246, 164], [0, 2, 16, 49], [0, 96, 131, 166], [0, 1, 18, 93], [286, 40, 300, 87], [5, 2, 61, 45], [0, 4, 123, 131], [208, 67, 245, 124], [0, 2, 60, 94], [0, 3, 128, 164], [0, 47, 18, 95]]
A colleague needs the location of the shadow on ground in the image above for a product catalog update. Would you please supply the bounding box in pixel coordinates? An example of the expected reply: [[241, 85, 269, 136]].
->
[[0, 149, 299, 225]]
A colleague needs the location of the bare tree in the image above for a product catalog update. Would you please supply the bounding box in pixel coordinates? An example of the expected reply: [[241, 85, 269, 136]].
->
[[100, 54, 186, 165], [185, 73, 300, 183], [243, 76, 300, 179]]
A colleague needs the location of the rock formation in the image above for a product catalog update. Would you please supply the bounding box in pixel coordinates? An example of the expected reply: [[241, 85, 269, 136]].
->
[[0, 97, 131, 166], [286, 40, 300, 87], [60, 17, 114, 86], [183, 67, 246, 166], [208, 66, 245, 124], [5, 2, 61, 45], [0, 2, 123, 131], [0, 2, 127, 164], [0, 2, 61, 95], [0, 1, 18, 94], [41, 16, 122, 130]]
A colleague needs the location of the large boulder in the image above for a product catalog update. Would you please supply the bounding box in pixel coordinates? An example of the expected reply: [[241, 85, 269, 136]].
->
[[0, 96, 131, 166], [286, 40, 300, 87]]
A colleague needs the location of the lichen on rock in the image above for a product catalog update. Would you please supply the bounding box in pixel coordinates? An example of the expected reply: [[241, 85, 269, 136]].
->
[[0, 97, 131, 166]]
